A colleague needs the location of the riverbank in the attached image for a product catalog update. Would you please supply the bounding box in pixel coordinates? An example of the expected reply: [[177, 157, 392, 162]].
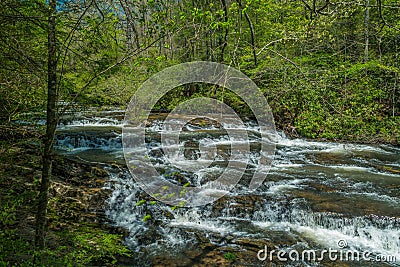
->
[[0, 131, 135, 266]]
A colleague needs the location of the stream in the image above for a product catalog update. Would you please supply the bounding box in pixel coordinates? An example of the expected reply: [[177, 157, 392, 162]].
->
[[55, 108, 400, 266]]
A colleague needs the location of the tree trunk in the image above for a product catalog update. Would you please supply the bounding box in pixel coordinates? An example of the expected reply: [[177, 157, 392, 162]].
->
[[244, 11, 257, 66], [236, 0, 257, 66], [34, 0, 57, 250], [120, 0, 141, 51], [393, 72, 397, 118], [364, 0, 369, 62], [219, 0, 228, 62]]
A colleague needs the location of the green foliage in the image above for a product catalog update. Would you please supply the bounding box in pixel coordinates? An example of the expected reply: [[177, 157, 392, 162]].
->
[[142, 214, 152, 222], [0, 0, 47, 123], [23, 226, 131, 267], [136, 199, 147, 206], [62, 226, 130, 266], [0, 197, 28, 266], [223, 252, 237, 261], [1, 0, 398, 143]]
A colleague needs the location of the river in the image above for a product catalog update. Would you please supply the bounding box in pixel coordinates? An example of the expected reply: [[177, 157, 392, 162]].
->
[[55, 107, 400, 266]]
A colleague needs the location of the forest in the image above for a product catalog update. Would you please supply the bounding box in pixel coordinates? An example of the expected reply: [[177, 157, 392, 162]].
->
[[1, 0, 399, 266]]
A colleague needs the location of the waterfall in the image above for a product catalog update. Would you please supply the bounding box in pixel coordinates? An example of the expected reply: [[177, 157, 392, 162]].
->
[[55, 109, 400, 266]]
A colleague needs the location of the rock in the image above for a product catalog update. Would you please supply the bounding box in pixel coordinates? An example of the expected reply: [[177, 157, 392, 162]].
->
[[152, 254, 192, 267], [211, 194, 264, 217], [91, 166, 108, 177], [306, 182, 337, 193], [231, 238, 273, 251], [184, 248, 203, 259], [186, 117, 221, 129], [192, 250, 230, 267], [194, 232, 217, 250]]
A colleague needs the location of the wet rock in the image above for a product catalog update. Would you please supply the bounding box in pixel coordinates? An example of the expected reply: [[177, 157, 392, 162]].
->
[[307, 151, 351, 165], [161, 209, 175, 220], [192, 250, 230, 267], [193, 231, 218, 250], [47, 156, 122, 226], [373, 164, 400, 174], [136, 226, 163, 246], [211, 194, 264, 217], [183, 140, 201, 160], [91, 166, 108, 177], [152, 254, 193, 267], [231, 238, 274, 252], [168, 171, 189, 185], [306, 181, 337, 193], [292, 189, 400, 217], [186, 117, 221, 130], [184, 247, 203, 259]]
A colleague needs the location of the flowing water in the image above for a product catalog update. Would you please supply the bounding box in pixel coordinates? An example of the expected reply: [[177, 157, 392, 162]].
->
[[55, 108, 400, 266]]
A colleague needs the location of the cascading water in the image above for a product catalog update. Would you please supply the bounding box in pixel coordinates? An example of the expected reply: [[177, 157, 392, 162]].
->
[[55, 109, 400, 266]]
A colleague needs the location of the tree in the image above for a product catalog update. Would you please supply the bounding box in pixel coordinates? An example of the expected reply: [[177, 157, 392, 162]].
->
[[34, 0, 57, 249]]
